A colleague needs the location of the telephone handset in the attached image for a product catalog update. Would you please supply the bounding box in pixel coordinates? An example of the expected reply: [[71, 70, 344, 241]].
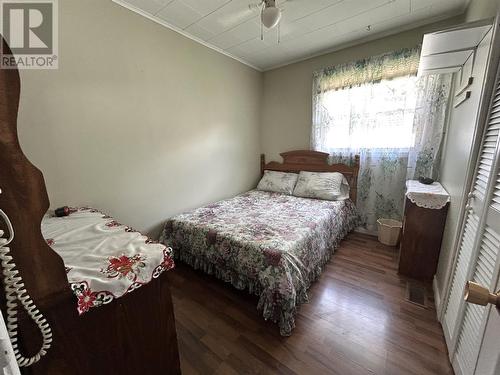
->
[[0, 189, 52, 367]]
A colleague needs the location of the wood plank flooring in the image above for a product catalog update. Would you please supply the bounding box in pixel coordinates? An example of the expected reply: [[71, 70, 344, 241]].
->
[[168, 233, 453, 374]]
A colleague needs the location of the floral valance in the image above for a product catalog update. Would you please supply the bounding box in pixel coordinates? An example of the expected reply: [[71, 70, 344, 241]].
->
[[314, 47, 421, 92]]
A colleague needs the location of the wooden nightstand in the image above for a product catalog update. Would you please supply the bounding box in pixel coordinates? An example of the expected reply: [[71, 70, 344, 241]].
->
[[398, 181, 450, 281]]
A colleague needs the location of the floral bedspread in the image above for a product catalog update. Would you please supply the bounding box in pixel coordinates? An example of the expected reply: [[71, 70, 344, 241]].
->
[[41, 208, 175, 314], [160, 190, 358, 335]]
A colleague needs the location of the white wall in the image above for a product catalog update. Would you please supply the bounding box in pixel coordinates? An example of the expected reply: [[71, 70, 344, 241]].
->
[[17, 0, 263, 237], [464, 0, 499, 22]]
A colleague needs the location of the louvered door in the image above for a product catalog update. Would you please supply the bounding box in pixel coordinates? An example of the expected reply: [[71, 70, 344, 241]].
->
[[454, 226, 500, 374], [444, 61, 500, 375], [444, 211, 480, 338], [443, 70, 500, 347], [454, 75, 500, 375]]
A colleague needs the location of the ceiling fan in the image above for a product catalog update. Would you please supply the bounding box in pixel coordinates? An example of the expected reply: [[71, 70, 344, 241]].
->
[[248, 0, 287, 42]]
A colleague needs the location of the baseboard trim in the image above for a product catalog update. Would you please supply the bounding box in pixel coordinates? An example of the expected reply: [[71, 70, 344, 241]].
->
[[433, 276, 442, 321]]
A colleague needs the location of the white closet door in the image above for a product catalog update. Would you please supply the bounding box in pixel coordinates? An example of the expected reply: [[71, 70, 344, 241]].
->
[[475, 276, 500, 375], [443, 69, 500, 347], [454, 83, 500, 373], [454, 227, 500, 373], [447, 66, 500, 374], [444, 211, 480, 339]]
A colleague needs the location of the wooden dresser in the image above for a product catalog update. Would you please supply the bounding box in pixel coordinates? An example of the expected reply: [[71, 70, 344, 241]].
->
[[398, 181, 450, 281]]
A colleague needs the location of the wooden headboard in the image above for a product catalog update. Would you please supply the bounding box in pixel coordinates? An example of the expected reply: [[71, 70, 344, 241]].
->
[[260, 150, 360, 202]]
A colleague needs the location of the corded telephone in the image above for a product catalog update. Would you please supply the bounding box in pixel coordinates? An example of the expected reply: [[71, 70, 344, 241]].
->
[[0, 188, 52, 367]]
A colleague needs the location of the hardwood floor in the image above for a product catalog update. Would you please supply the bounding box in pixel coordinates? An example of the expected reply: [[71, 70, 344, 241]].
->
[[168, 233, 453, 374]]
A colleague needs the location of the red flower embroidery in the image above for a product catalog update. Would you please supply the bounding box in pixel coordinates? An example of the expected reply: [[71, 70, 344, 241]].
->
[[77, 288, 97, 313], [105, 220, 121, 227], [102, 254, 146, 280], [162, 256, 175, 271], [46, 238, 55, 246]]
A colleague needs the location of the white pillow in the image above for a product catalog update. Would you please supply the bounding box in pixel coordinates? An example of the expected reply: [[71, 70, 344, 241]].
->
[[339, 178, 350, 200], [293, 171, 350, 201], [257, 170, 298, 195]]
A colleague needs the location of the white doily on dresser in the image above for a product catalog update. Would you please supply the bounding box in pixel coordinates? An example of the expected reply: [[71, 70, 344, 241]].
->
[[406, 180, 450, 209]]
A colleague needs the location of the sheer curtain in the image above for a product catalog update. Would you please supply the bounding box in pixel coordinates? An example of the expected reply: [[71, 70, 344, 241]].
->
[[407, 74, 453, 180], [312, 48, 452, 232]]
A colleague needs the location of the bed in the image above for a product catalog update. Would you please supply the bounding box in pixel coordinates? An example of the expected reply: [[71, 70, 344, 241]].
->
[[0, 37, 180, 374], [160, 150, 360, 335]]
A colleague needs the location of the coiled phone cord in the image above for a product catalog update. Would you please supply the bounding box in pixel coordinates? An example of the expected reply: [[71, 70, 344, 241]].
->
[[0, 208, 52, 367]]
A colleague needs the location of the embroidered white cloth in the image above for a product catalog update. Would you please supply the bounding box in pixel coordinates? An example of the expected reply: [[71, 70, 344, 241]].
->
[[41, 208, 174, 314], [406, 180, 450, 209]]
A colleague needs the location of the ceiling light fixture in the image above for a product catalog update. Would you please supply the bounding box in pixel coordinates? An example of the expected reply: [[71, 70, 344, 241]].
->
[[261, 0, 281, 29], [249, 0, 283, 43]]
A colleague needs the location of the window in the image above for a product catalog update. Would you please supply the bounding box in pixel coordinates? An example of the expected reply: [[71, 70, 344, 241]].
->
[[314, 75, 418, 151], [311, 47, 452, 232]]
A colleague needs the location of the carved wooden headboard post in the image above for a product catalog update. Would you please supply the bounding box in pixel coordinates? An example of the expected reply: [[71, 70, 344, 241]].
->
[[260, 150, 360, 203], [0, 36, 70, 309]]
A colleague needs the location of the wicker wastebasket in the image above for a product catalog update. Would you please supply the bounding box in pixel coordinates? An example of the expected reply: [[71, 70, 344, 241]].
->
[[377, 218, 402, 246]]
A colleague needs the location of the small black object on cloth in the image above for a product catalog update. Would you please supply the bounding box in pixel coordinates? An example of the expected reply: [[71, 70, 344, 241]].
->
[[418, 176, 434, 185], [54, 206, 70, 217]]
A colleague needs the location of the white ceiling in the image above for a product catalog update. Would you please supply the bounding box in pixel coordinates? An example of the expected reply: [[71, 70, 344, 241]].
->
[[113, 0, 468, 71]]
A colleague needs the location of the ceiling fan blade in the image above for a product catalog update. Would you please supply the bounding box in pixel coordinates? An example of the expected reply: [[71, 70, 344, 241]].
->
[[248, 3, 262, 10], [220, 8, 256, 28]]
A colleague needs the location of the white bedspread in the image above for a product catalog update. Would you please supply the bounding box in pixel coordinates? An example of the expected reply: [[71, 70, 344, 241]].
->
[[41, 208, 174, 314]]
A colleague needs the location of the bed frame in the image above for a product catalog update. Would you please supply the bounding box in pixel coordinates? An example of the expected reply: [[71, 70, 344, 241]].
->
[[261, 150, 360, 202], [0, 37, 180, 374]]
